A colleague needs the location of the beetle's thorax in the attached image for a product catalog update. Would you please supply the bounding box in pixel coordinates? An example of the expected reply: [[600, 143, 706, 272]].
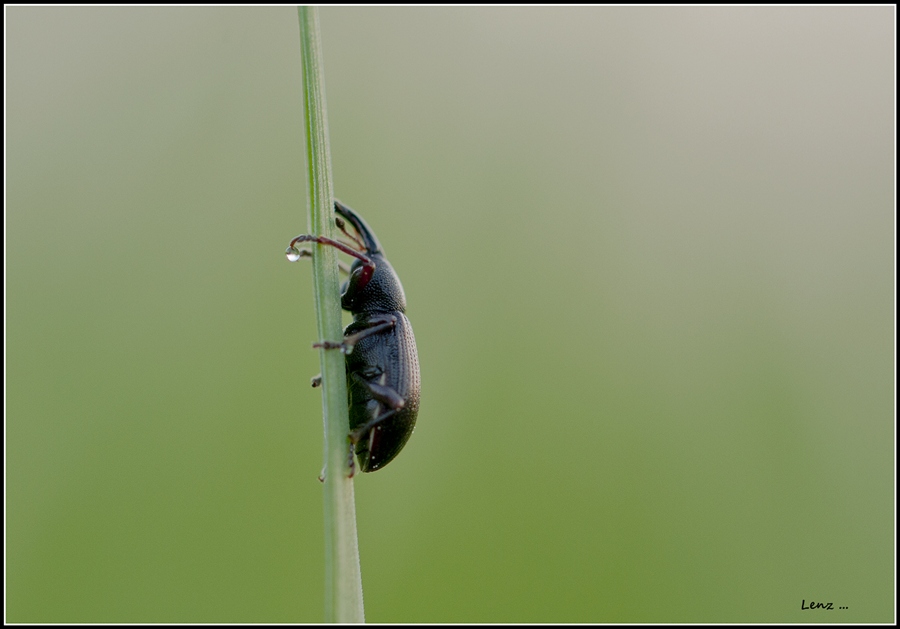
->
[[342, 254, 407, 314]]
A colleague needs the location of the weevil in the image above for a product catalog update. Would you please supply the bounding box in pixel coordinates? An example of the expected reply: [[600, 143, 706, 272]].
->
[[286, 200, 420, 474]]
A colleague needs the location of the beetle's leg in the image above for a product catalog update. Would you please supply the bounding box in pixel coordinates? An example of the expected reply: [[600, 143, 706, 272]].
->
[[345, 375, 407, 477], [288, 234, 374, 269], [314, 314, 397, 354], [349, 408, 400, 448], [347, 374, 405, 443], [344, 314, 397, 346], [311, 374, 322, 388], [287, 247, 352, 275], [288, 233, 377, 299], [350, 373, 405, 410]]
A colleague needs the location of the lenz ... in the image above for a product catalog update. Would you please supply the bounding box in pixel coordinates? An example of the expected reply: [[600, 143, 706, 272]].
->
[[287, 200, 420, 474]]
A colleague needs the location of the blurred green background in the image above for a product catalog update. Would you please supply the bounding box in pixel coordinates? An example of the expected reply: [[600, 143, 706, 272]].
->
[[6, 6, 894, 623]]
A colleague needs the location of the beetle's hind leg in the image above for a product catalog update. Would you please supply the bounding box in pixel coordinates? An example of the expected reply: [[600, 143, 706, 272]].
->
[[344, 373, 407, 476], [346, 406, 398, 477], [350, 408, 399, 446], [347, 373, 405, 443], [347, 406, 401, 477]]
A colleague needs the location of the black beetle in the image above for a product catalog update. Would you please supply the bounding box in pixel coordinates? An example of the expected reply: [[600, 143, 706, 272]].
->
[[286, 200, 420, 474]]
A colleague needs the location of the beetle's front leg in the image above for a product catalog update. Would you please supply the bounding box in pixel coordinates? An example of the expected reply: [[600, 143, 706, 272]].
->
[[286, 247, 353, 275], [287, 234, 373, 268], [313, 314, 397, 354]]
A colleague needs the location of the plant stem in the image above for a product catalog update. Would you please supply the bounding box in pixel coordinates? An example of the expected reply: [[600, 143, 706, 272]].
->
[[296, 6, 365, 623]]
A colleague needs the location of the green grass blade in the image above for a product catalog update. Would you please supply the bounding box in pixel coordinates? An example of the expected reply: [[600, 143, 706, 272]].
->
[[296, 6, 365, 623]]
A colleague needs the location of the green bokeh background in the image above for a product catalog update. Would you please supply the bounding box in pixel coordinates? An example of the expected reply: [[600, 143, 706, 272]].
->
[[6, 6, 894, 623]]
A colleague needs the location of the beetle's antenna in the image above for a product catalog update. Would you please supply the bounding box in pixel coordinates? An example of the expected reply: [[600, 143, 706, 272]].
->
[[336, 216, 366, 252], [334, 200, 383, 254]]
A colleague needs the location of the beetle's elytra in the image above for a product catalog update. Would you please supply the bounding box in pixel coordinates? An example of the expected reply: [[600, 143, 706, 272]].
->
[[287, 200, 420, 474]]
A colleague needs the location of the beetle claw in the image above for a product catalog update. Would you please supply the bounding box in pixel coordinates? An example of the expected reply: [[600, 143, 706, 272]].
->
[[347, 441, 358, 478]]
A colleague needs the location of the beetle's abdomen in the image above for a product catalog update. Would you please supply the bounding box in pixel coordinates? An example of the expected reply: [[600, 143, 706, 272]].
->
[[345, 312, 420, 472]]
